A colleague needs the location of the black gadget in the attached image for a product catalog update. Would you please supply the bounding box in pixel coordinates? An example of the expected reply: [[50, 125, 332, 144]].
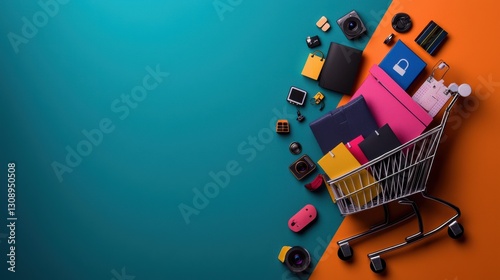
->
[[384, 33, 395, 45], [306, 35, 321, 48], [289, 142, 302, 155], [284, 246, 311, 273], [289, 154, 316, 180], [337, 10, 367, 40], [392, 13, 412, 33], [415, 20, 448, 56], [296, 110, 305, 122], [287, 87, 307, 106]]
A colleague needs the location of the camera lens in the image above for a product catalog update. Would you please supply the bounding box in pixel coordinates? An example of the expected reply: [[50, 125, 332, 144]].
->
[[285, 246, 311, 273], [344, 18, 361, 35], [292, 254, 304, 265], [341, 14, 365, 39], [348, 20, 358, 30], [295, 161, 309, 173], [289, 155, 316, 180], [338, 11, 367, 40]]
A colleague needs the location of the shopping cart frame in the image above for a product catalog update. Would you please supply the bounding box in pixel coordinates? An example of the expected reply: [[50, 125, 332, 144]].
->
[[328, 88, 470, 273]]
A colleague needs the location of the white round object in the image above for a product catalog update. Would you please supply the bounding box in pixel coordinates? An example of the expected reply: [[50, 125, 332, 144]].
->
[[448, 83, 458, 92], [458, 83, 472, 97]]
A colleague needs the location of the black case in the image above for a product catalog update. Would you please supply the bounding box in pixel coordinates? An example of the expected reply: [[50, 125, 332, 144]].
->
[[358, 124, 401, 161], [309, 95, 378, 155], [318, 42, 363, 95]]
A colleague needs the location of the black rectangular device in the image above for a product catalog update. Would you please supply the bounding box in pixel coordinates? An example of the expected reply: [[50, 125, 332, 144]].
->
[[286, 87, 307, 106], [415, 20, 448, 56], [318, 42, 363, 95]]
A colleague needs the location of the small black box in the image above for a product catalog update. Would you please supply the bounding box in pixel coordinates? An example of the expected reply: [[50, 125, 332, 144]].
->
[[415, 21, 448, 56], [306, 35, 321, 48]]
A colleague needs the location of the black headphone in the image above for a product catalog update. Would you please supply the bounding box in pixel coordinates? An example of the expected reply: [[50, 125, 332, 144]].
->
[[392, 13, 412, 33]]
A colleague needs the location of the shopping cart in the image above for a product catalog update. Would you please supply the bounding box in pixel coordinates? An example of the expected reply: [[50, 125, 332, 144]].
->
[[329, 79, 472, 273]]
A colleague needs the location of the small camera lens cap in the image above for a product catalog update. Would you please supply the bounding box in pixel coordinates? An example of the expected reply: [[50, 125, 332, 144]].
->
[[392, 13, 412, 33], [289, 142, 302, 155], [384, 33, 395, 45]]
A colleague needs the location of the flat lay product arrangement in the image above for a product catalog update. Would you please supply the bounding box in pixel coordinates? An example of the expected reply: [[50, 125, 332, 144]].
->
[[4, 1, 498, 279], [278, 7, 475, 276]]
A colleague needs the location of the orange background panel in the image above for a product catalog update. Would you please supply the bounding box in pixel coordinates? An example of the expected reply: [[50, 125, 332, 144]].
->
[[311, 0, 500, 279]]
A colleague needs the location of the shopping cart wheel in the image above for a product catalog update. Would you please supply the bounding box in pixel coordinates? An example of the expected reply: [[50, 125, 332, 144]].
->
[[337, 243, 353, 261], [369, 256, 386, 273], [448, 221, 464, 239]]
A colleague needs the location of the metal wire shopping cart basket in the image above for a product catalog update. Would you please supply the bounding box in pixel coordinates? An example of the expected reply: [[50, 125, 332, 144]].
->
[[328, 83, 471, 273]]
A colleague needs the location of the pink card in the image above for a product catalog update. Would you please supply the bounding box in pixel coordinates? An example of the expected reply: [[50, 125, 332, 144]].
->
[[345, 135, 369, 165]]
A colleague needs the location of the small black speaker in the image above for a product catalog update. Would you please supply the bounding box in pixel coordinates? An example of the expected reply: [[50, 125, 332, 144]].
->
[[392, 13, 412, 33]]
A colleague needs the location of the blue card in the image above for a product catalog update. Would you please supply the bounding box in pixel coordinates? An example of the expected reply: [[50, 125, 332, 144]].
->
[[379, 40, 427, 90]]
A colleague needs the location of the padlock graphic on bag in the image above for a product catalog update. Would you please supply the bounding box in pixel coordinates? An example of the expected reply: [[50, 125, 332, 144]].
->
[[393, 59, 409, 76]]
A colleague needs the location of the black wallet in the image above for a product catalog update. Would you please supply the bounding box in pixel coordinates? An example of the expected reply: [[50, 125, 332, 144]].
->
[[318, 42, 363, 95]]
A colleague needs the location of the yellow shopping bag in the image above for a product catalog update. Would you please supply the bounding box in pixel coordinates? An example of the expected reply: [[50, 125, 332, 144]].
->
[[318, 143, 381, 207], [301, 50, 325, 80]]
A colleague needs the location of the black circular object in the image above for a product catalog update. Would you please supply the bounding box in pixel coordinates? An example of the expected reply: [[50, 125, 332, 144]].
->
[[392, 13, 412, 33], [289, 142, 302, 155], [284, 246, 311, 273], [295, 161, 309, 173], [348, 21, 357, 30], [370, 258, 387, 274], [343, 17, 363, 37], [337, 246, 353, 261], [384, 33, 395, 45], [448, 223, 465, 239]]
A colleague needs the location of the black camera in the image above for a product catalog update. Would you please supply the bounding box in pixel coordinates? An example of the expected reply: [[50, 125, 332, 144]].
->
[[284, 246, 311, 273], [289, 154, 316, 180], [337, 10, 367, 40]]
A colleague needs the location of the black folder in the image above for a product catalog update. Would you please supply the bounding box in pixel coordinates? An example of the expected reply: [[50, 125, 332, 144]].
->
[[318, 42, 363, 95], [358, 124, 405, 190], [309, 95, 378, 155], [358, 124, 401, 161]]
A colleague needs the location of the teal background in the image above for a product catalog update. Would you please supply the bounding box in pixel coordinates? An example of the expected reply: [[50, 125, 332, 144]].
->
[[0, 1, 390, 279]]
